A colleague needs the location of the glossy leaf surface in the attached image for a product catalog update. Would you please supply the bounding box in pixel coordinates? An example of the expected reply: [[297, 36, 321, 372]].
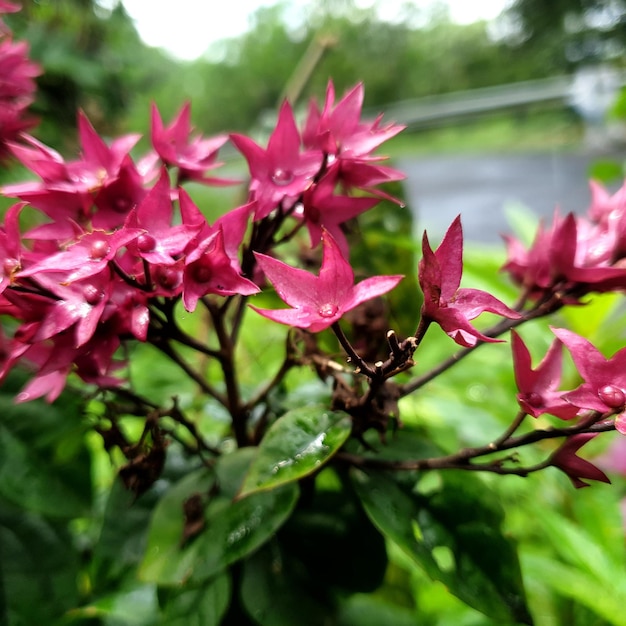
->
[[239, 405, 351, 497]]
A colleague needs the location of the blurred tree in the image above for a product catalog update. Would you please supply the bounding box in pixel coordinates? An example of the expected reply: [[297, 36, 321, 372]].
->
[[4, 0, 179, 148], [179, 0, 569, 136], [505, 0, 626, 68]]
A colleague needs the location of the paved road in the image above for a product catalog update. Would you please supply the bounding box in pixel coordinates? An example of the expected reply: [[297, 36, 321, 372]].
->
[[398, 151, 625, 244]]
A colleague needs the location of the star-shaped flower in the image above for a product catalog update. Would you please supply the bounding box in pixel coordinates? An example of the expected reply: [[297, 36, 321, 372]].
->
[[302, 81, 404, 158], [250, 230, 403, 332], [230, 100, 322, 220], [511, 330, 578, 419], [419, 216, 520, 347], [552, 327, 626, 430], [182, 230, 259, 312], [151, 102, 234, 185], [125, 169, 201, 266]]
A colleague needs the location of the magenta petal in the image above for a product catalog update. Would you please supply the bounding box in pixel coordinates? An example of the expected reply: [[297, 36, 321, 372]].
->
[[346, 275, 403, 310], [317, 231, 355, 301], [454, 288, 521, 320], [436, 216, 464, 300], [249, 305, 322, 329], [437, 308, 500, 347], [511, 330, 534, 392], [254, 253, 320, 309], [230, 133, 268, 181]]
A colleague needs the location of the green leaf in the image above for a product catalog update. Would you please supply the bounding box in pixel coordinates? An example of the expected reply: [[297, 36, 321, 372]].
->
[[0, 370, 91, 518], [189, 481, 299, 584], [91, 477, 162, 587], [352, 469, 532, 625], [139, 467, 216, 586], [239, 405, 351, 497], [527, 502, 626, 594], [522, 553, 626, 626], [158, 573, 231, 626], [240, 542, 335, 626], [279, 480, 388, 593], [71, 582, 158, 626], [140, 451, 299, 586], [588, 159, 624, 184], [0, 499, 81, 624], [337, 594, 417, 626]]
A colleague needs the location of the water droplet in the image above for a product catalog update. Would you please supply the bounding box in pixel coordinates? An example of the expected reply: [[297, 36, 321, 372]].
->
[[137, 233, 156, 252], [271, 168, 294, 186], [82, 284, 103, 305], [599, 384, 625, 408], [318, 303, 338, 318], [90, 239, 110, 260], [3, 257, 19, 275]]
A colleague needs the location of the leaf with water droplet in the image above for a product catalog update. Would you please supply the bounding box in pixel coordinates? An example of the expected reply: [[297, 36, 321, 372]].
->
[[239, 405, 352, 498]]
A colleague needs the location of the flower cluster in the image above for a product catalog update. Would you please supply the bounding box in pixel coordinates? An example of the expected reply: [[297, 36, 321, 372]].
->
[[499, 181, 626, 486], [1, 7, 626, 498], [0, 81, 405, 403], [502, 179, 626, 302], [0, 1, 40, 158]]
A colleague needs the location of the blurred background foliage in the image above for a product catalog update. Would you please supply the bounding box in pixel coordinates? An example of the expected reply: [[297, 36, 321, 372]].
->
[[5, 0, 626, 146], [2, 1, 626, 624]]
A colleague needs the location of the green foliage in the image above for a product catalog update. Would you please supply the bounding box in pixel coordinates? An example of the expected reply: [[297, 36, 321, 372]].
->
[[239, 406, 352, 496], [3, 4, 626, 625], [353, 469, 532, 624]]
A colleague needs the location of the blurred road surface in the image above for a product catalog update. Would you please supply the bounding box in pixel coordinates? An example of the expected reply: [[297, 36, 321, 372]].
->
[[398, 152, 625, 244]]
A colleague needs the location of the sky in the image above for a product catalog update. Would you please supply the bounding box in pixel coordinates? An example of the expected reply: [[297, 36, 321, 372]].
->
[[119, 0, 511, 61]]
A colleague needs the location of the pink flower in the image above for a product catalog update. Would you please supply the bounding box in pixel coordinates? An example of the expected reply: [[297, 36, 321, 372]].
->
[[419, 216, 520, 347], [250, 230, 403, 332], [302, 81, 404, 158], [182, 229, 259, 312], [502, 209, 626, 301], [0, 202, 24, 294], [0, 35, 40, 158], [125, 169, 201, 266], [298, 170, 378, 254], [230, 100, 322, 220], [302, 81, 405, 202], [588, 178, 626, 226], [31, 272, 112, 348], [511, 330, 578, 419], [552, 327, 626, 430], [4, 112, 144, 227], [18, 226, 142, 284], [550, 433, 610, 489], [150, 102, 234, 185]]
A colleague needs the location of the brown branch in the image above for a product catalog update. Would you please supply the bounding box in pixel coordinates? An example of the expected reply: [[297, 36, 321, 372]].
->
[[399, 294, 564, 397], [335, 418, 615, 476]]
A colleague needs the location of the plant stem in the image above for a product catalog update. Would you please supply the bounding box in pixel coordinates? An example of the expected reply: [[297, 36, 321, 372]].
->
[[336, 418, 615, 477]]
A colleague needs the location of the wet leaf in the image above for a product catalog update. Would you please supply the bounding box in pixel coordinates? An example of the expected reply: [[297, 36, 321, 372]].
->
[[139, 467, 216, 586], [189, 481, 299, 584], [0, 370, 91, 518], [140, 451, 299, 586], [239, 405, 351, 497], [240, 542, 335, 626], [158, 573, 231, 626], [352, 469, 532, 625], [0, 501, 81, 624]]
